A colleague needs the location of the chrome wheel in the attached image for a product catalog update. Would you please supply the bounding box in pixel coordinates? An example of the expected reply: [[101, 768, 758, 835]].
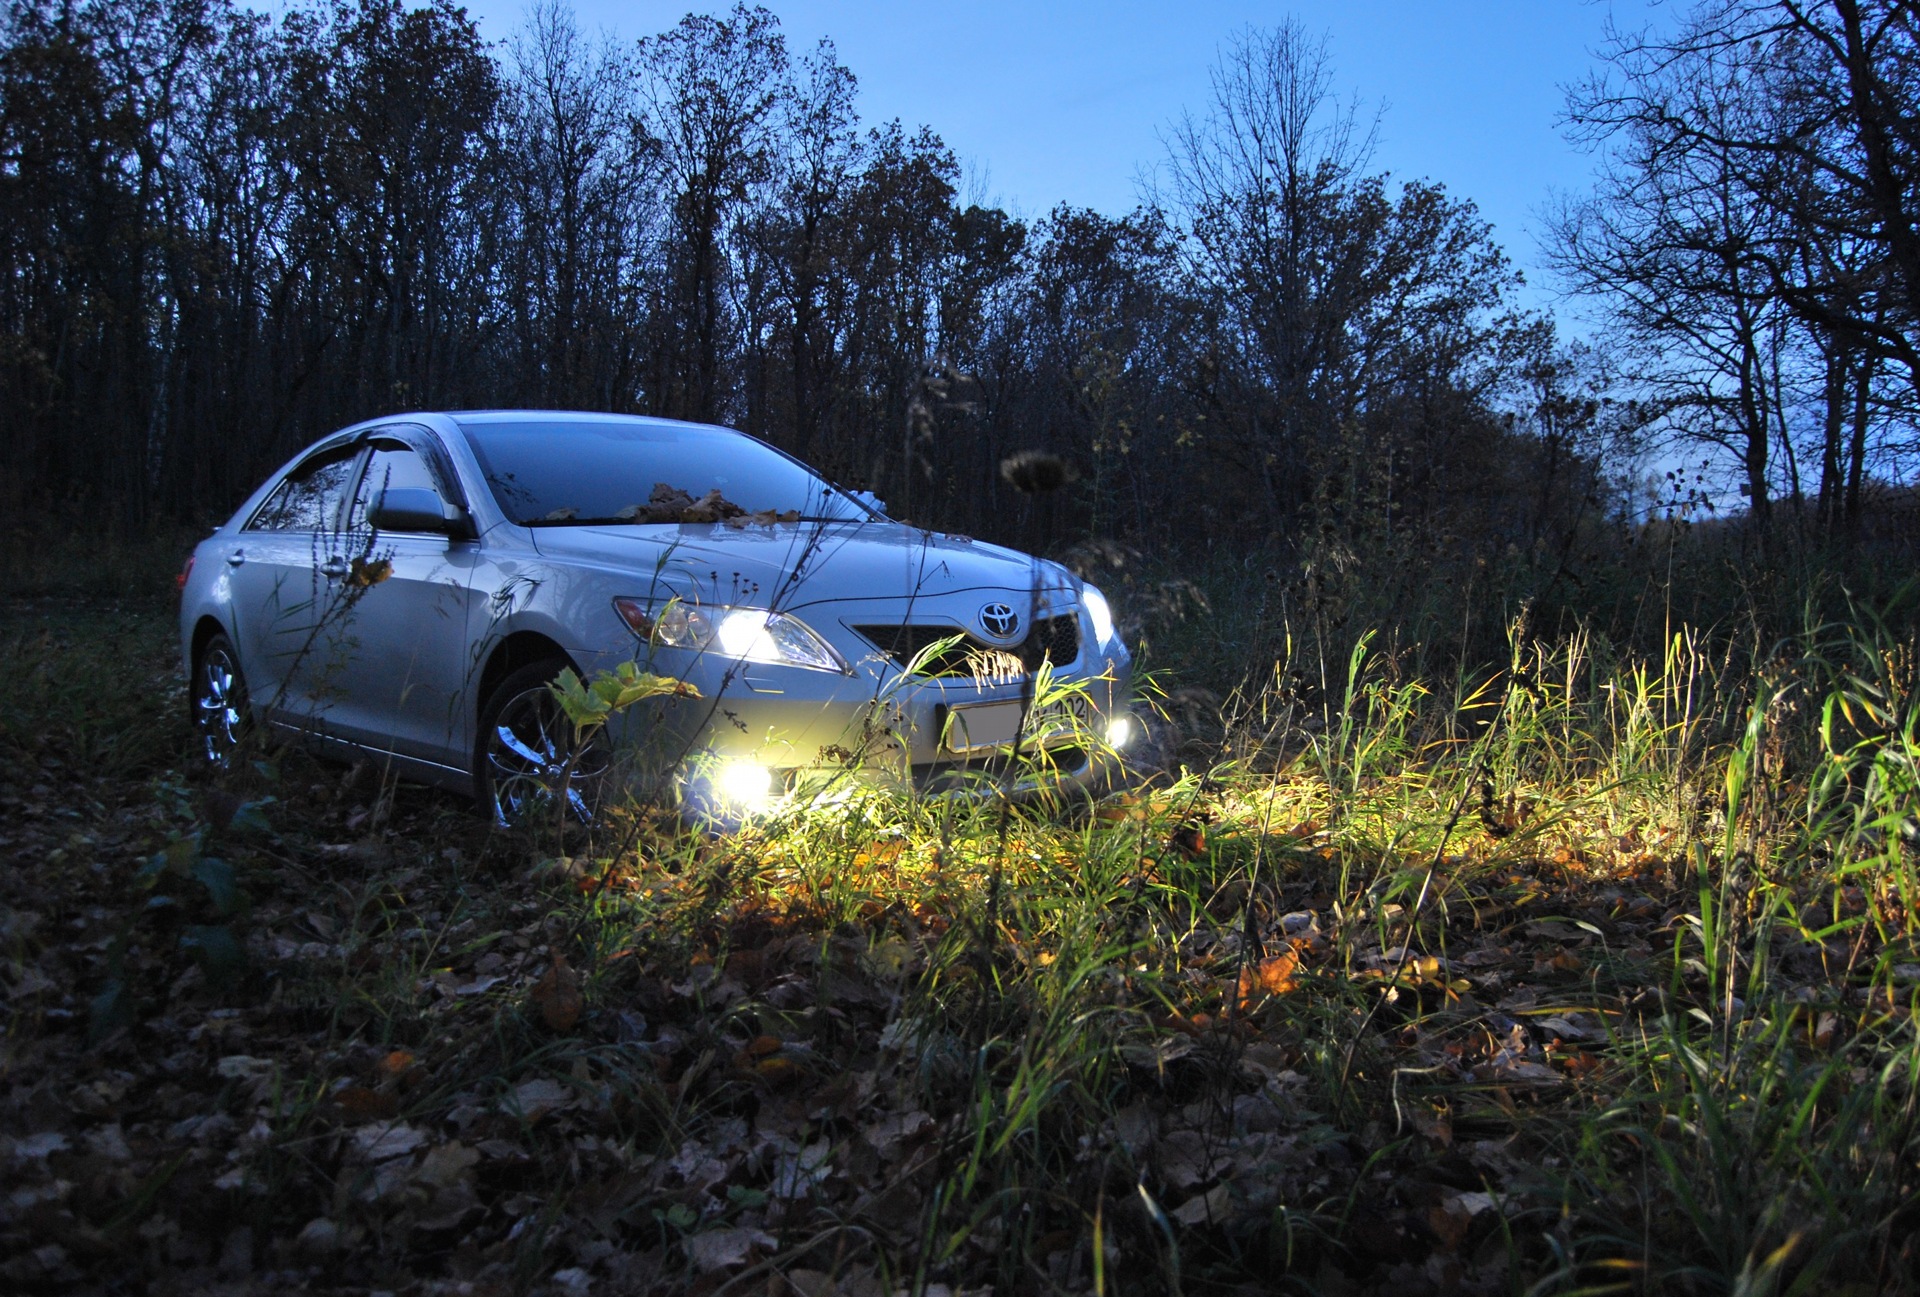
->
[[481, 675, 610, 828], [194, 639, 248, 766]]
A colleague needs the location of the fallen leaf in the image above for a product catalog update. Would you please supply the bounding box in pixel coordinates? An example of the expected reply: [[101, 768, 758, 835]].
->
[[864, 1109, 934, 1160], [84, 1125, 131, 1162], [530, 955, 583, 1033], [754, 1055, 801, 1086], [1480, 1057, 1563, 1086], [1813, 1011, 1839, 1050], [1534, 1015, 1593, 1041], [8, 965, 58, 998], [10, 1132, 69, 1161], [1556, 1049, 1605, 1078], [1121, 1035, 1196, 1070], [1156, 1128, 1225, 1192], [414, 1141, 479, 1190], [683, 1226, 776, 1273], [294, 1218, 338, 1257], [509, 1078, 572, 1121], [1112, 1102, 1158, 1154], [1169, 1182, 1233, 1227], [216, 1055, 273, 1081], [1237, 950, 1300, 1006], [1428, 1200, 1472, 1251], [335, 1085, 399, 1122], [1524, 920, 1581, 941], [350, 1122, 427, 1163], [1412, 1106, 1452, 1147]]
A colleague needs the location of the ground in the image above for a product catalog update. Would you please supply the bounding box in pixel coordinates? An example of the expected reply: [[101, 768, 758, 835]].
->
[[1, 598, 1915, 1295]]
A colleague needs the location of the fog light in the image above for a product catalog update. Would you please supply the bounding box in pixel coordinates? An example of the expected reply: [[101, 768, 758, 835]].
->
[[1106, 714, 1137, 749], [715, 759, 775, 811]]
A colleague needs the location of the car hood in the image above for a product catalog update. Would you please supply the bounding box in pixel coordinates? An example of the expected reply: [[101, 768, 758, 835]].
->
[[526, 521, 1076, 610]]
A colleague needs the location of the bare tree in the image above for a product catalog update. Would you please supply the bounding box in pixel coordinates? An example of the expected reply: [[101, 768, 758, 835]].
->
[[1159, 23, 1528, 533], [1159, 23, 1377, 518], [1553, 58, 1796, 521], [743, 36, 860, 462], [1559, 0, 1920, 531], [498, 0, 657, 409], [637, 2, 785, 423], [0, 0, 1632, 585]]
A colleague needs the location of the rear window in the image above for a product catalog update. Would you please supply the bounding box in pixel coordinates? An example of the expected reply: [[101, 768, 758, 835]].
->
[[457, 417, 867, 526]]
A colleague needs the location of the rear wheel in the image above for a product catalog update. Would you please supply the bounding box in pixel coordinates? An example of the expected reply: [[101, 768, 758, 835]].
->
[[192, 634, 250, 767], [474, 660, 611, 828]]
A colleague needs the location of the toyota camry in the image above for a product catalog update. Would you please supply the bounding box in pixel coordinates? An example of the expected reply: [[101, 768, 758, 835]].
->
[[178, 411, 1134, 825]]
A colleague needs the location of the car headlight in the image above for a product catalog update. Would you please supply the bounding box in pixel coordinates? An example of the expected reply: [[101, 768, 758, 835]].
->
[[1082, 585, 1115, 649], [615, 597, 848, 673]]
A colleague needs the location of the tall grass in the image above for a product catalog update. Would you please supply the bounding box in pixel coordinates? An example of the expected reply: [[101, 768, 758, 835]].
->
[[8, 568, 1918, 1292]]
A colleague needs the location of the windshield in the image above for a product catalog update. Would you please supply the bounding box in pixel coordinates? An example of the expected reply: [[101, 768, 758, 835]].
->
[[456, 416, 870, 526]]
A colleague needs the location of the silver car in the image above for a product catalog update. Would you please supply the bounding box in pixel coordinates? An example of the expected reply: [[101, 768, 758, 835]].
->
[[178, 411, 1134, 824]]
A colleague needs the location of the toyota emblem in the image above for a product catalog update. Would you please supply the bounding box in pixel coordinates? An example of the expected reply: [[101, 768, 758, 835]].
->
[[979, 602, 1020, 640]]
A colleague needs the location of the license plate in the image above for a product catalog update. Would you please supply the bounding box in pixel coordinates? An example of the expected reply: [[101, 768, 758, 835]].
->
[[942, 701, 1023, 753], [1028, 696, 1090, 733]]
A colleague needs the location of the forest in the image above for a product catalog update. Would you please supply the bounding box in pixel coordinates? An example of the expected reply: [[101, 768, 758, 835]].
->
[[2, 0, 1919, 1293]]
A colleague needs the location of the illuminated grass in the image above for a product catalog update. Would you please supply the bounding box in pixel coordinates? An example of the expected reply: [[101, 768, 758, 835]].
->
[[1, 600, 1915, 1292]]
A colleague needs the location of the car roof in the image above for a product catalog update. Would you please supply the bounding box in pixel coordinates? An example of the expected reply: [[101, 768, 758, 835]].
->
[[446, 410, 736, 434]]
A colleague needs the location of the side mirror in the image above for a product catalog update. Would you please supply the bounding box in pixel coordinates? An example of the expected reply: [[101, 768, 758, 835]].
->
[[848, 489, 887, 517], [369, 487, 470, 537]]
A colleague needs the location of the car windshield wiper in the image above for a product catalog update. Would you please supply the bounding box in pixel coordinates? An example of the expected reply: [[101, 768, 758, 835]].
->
[[521, 516, 631, 527], [522, 513, 864, 527]]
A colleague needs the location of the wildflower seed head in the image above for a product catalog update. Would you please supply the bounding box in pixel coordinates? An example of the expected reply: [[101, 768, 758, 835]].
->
[[1000, 450, 1074, 495]]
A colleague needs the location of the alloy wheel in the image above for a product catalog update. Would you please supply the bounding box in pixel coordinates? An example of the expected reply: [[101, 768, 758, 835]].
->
[[194, 643, 248, 766], [483, 682, 610, 828]]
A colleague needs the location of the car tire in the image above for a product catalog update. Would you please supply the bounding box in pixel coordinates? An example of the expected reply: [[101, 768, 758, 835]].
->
[[474, 659, 611, 829], [192, 633, 251, 767]]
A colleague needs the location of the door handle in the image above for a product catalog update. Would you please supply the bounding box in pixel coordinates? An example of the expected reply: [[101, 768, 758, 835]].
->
[[319, 558, 348, 579], [227, 551, 246, 567]]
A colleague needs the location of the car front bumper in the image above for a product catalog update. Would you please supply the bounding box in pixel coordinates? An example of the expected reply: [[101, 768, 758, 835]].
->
[[577, 635, 1135, 821]]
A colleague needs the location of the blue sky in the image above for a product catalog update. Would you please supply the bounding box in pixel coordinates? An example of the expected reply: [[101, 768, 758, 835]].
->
[[458, 1, 1670, 309]]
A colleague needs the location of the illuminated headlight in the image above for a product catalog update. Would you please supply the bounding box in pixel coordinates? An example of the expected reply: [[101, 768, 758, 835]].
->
[[1082, 585, 1115, 649], [615, 597, 848, 673], [714, 759, 776, 811], [1106, 713, 1136, 749]]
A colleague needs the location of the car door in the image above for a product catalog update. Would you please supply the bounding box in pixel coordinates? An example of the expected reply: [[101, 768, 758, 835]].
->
[[224, 441, 367, 736], [326, 431, 482, 769]]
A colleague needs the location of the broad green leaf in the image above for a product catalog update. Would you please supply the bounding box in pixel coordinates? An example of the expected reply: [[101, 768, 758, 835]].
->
[[88, 980, 134, 1044], [550, 662, 697, 736], [181, 925, 247, 988], [192, 856, 239, 916], [227, 798, 276, 837]]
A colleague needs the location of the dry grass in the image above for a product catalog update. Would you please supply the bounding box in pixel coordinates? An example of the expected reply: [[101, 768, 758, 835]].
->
[[1, 587, 1916, 1295]]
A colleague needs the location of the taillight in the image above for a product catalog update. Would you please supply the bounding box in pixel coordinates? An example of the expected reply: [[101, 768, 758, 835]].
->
[[176, 554, 195, 596]]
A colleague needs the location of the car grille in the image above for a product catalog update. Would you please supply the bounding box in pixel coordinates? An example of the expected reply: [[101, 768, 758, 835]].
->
[[853, 614, 1081, 677]]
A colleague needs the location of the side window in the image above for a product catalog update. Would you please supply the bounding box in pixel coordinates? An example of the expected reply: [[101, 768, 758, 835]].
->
[[347, 441, 442, 532], [246, 448, 361, 532]]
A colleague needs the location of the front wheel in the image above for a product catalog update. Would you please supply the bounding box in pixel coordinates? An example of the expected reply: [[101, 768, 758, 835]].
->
[[474, 660, 611, 829], [192, 633, 251, 767]]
